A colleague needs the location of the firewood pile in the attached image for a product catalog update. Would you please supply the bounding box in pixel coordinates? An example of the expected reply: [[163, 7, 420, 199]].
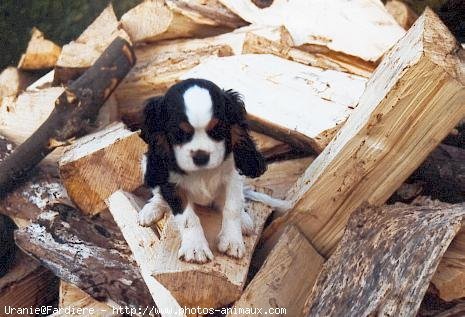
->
[[1, 0, 465, 316]]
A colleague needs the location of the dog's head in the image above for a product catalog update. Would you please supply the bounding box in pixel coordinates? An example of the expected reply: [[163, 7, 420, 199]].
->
[[142, 78, 266, 187]]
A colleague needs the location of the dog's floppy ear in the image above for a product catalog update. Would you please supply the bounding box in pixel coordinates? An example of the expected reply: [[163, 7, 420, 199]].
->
[[142, 96, 171, 188], [223, 89, 266, 178]]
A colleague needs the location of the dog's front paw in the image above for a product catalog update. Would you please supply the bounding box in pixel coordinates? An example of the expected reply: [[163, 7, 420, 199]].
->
[[240, 210, 254, 236], [218, 225, 246, 259], [138, 203, 165, 227], [178, 234, 214, 264]]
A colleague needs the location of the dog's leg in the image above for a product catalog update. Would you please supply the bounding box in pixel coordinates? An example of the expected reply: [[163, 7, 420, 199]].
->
[[217, 171, 251, 259], [138, 187, 170, 226], [176, 205, 213, 263]]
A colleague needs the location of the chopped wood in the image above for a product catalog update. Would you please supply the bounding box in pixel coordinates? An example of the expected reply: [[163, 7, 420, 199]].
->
[[59, 123, 147, 215], [304, 203, 465, 317], [26, 70, 55, 92], [230, 225, 323, 317], [242, 31, 373, 78], [0, 36, 135, 197], [263, 9, 465, 256], [59, 281, 118, 317], [106, 191, 185, 317], [150, 195, 272, 309], [385, 0, 418, 30], [432, 228, 465, 301], [0, 251, 58, 312], [0, 67, 35, 102], [54, 4, 130, 84], [247, 157, 314, 199], [218, 0, 405, 63], [14, 204, 155, 311], [121, 0, 231, 44], [0, 87, 65, 146], [166, 0, 247, 29], [182, 54, 367, 153], [18, 28, 61, 71]]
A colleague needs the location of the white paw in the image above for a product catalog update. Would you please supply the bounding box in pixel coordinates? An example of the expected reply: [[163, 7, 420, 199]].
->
[[138, 203, 165, 227], [218, 225, 246, 259], [178, 230, 214, 263], [240, 210, 254, 236]]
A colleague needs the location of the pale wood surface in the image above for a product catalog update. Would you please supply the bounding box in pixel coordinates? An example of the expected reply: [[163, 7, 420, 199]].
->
[[106, 191, 185, 317], [18, 28, 61, 70], [59, 123, 147, 215], [54, 4, 130, 84], [0, 67, 35, 101], [230, 225, 324, 317], [264, 9, 465, 256], [152, 199, 272, 309], [218, 0, 405, 62], [304, 203, 465, 316], [385, 0, 418, 30], [182, 54, 367, 153]]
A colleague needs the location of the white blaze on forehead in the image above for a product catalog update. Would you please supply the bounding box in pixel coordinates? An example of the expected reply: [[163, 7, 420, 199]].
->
[[183, 86, 213, 128]]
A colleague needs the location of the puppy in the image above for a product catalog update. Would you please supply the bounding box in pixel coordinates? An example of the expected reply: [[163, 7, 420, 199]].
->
[[138, 78, 267, 263]]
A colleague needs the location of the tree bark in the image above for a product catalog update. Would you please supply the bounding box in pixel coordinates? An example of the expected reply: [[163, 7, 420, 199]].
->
[[0, 37, 135, 198]]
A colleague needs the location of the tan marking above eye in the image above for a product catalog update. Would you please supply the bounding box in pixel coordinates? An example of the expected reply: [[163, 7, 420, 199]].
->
[[206, 118, 220, 132], [179, 121, 194, 133]]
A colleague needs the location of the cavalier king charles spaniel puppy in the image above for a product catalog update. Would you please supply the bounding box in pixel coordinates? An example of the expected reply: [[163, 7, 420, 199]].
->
[[138, 78, 267, 263]]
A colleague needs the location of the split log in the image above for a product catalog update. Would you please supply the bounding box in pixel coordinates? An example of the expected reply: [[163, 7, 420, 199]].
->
[[432, 228, 465, 301], [0, 36, 135, 197], [230, 225, 323, 317], [165, 0, 247, 29], [385, 0, 418, 30], [242, 31, 373, 78], [218, 0, 405, 65], [26, 70, 55, 92], [0, 67, 35, 102], [304, 203, 465, 317], [14, 204, 155, 312], [0, 87, 65, 146], [149, 192, 272, 309], [0, 250, 58, 311], [106, 191, 185, 316], [54, 4, 130, 84], [247, 157, 314, 199], [18, 28, 61, 71], [59, 123, 147, 215], [263, 9, 465, 256], [183, 54, 367, 153], [120, 0, 232, 44], [59, 281, 118, 317]]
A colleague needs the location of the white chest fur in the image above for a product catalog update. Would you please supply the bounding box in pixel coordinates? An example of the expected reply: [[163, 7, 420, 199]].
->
[[169, 156, 235, 206]]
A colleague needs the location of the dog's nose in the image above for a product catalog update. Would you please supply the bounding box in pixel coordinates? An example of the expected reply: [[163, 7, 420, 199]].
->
[[192, 150, 210, 166]]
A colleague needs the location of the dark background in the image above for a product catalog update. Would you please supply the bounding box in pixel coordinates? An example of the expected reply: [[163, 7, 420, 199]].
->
[[0, 0, 459, 71]]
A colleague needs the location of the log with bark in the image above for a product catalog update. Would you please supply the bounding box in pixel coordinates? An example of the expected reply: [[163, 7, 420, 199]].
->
[[304, 203, 465, 317], [0, 36, 135, 198], [183, 54, 367, 153], [263, 9, 465, 257], [14, 204, 155, 313], [54, 4, 131, 84], [59, 123, 147, 215], [17, 28, 61, 71]]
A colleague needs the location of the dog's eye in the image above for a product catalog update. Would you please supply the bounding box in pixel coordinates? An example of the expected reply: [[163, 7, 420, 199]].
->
[[171, 122, 194, 144], [206, 119, 226, 141]]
